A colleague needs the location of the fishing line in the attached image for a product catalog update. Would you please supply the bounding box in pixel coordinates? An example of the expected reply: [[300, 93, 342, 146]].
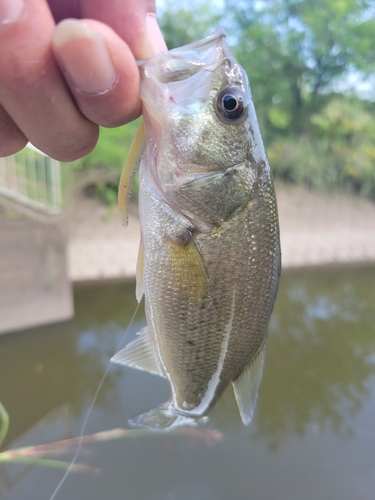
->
[[49, 300, 142, 500]]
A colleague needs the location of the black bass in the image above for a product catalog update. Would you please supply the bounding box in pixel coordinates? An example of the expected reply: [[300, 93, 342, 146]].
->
[[112, 28, 281, 429]]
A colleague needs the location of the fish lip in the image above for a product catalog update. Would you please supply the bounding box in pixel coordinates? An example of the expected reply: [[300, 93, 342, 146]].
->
[[168, 27, 226, 54], [172, 404, 207, 419], [136, 27, 227, 67]]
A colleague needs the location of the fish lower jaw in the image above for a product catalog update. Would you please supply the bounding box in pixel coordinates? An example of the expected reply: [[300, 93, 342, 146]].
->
[[171, 402, 208, 419], [166, 406, 209, 429], [128, 403, 208, 430]]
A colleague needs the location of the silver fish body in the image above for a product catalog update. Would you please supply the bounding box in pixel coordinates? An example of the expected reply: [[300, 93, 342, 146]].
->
[[112, 29, 281, 429]]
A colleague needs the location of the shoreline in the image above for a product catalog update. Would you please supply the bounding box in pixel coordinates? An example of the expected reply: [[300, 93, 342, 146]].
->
[[68, 184, 375, 282]]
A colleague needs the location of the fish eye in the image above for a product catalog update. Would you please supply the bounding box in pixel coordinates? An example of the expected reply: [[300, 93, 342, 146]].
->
[[216, 87, 246, 122]]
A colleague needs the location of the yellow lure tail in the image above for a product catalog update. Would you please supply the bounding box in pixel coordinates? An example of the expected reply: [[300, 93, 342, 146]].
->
[[118, 119, 146, 226]]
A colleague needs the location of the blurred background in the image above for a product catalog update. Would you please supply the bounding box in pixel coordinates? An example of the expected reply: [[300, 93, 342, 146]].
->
[[68, 0, 375, 204], [0, 1, 375, 499]]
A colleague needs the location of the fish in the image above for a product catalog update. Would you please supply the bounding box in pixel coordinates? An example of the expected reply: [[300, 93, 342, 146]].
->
[[112, 28, 281, 430]]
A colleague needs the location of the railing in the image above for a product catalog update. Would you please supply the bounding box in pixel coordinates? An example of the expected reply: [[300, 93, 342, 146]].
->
[[0, 144, 62, 214]]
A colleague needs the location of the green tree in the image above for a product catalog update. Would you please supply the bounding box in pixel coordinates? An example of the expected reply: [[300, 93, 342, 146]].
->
[[268, 97, 375, 196], [225, 0, 375, 136]]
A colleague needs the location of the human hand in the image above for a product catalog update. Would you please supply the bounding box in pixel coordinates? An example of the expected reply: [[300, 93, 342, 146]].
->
[[0, 0, 167, 160]]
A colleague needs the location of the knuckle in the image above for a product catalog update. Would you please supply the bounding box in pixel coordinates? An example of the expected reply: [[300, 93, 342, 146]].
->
[[2, 53, 48, 92], [44, 127, 99, 162], [0, 28, 50, 92]]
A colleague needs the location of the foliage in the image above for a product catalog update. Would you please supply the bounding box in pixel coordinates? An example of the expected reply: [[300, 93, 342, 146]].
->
[[85, 174, 139, 206], [269, 97, 375, 197], [225, 0, 375, 137], [312, 97, 375, 197], [64, 119, 141, 205], [68, 119, 141, 171]]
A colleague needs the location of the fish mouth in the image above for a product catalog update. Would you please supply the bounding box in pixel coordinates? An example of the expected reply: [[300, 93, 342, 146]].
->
[[137, 27, 227, 66], [168, 27, 226, 54], [137, 28, 231, 84]]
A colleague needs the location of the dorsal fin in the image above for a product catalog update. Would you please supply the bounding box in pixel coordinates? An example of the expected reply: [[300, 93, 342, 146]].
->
[[118, 119, 146, 226]]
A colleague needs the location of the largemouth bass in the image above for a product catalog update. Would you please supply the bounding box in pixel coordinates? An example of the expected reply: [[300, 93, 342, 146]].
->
[[112, 28, 281, 429]]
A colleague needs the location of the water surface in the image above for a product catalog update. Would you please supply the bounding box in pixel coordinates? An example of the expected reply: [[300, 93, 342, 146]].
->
[[0, 266, 374, 500]]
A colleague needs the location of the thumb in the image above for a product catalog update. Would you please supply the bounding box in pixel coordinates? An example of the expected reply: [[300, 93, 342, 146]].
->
[[79, 0, 167, 58]]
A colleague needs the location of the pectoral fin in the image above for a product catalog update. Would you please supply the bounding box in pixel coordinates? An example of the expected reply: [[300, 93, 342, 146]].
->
[[167, 231, 212, 304], [118, 119, 146, 226], [110, 326, 165, 378], [232, 339, 267, 425]]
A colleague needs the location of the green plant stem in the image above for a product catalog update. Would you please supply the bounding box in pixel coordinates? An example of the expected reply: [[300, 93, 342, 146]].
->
[[0, 426, 221, 460], [0, 454, 97, 473], [0, 401, 9, 448], [0, 426, 222, 473]]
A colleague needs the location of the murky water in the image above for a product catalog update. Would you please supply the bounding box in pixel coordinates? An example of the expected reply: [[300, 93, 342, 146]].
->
[[0, 266, 374, 500]]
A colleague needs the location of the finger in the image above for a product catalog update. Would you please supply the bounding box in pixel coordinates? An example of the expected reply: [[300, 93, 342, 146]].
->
[[0, 0, 98, 161], [46, 0, 167, 58], [52, 19, 141, 127], [0, 105, 27, 157], [79, 0, 167, 58]]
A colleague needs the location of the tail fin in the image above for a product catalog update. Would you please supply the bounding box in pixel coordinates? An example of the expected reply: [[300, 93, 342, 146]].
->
[[129, 405, 207, 430]]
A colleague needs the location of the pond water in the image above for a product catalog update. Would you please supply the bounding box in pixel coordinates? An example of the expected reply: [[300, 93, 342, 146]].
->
[[0, 266, 374, 500]]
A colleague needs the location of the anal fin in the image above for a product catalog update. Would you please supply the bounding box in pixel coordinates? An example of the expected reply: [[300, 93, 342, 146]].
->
[[232, 339, 267, 425], [110, 326, 165, 378]]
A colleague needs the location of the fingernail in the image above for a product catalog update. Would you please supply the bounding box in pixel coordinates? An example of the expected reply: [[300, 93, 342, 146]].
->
[[0, 0, 23, 25], [53, 19, 116, 95], [145, 13, 167, 55]]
